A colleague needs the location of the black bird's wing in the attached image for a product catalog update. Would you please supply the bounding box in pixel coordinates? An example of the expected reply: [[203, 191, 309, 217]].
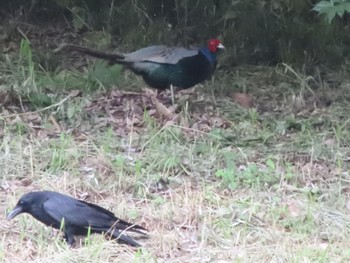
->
[[42, 196, 102, 227], [78, 200, 147, 234], [43, 195, 146, 238]]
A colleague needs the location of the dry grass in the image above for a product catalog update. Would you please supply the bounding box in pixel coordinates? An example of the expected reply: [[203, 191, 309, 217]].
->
[[2, 74, 350, 262], [2, 156, 350, 263]]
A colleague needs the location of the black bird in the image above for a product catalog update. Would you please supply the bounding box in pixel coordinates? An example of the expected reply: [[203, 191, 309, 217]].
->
[[7, 191, 148, 247], [67, 39, 224, 91]]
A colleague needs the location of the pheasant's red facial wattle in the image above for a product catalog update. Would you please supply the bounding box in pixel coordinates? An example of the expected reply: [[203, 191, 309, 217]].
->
[[208, 39, 224, 53]]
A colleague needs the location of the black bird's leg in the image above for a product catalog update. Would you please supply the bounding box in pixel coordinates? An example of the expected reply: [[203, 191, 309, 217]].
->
[[64, 228, 76, 246]]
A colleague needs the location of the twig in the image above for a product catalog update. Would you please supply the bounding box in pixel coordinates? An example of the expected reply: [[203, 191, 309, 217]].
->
[[0, 95, 72, 119]]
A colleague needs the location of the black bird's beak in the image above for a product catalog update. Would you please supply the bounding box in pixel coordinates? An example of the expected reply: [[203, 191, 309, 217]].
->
[[7, 205, 23, 220]]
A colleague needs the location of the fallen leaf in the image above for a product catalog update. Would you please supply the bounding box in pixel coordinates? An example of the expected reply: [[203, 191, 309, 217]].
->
[[231, 92, 254, 108], [287, 202, 300, 217], [151, 96, 175, 119], [49, 115, 61, 132], [346, 200, 350, 214], [69, 89, 82, 97]]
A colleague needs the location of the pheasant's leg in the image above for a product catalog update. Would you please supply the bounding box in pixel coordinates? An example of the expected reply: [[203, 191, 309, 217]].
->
[[170, 84, 175, 105]]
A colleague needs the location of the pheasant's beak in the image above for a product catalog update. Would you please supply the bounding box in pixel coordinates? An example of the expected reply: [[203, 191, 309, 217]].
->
[[217, 43, 225, 50]]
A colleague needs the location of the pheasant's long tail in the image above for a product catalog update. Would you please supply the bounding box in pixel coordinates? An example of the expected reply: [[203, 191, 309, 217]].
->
[[67, 44, 125, 63]]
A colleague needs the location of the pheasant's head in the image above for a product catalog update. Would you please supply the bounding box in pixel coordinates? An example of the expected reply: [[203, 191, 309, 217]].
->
[[207, 39, 225, 53]]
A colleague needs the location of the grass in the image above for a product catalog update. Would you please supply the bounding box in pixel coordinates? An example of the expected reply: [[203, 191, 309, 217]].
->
[[1, 37, 350, 263]]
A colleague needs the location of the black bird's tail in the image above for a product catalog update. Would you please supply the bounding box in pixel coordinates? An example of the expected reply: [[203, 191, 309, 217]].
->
[[104, 221, 148, 247], [110, 230, 142, 247], [66, 45, 125, 64], [110, 218, 148, 236], [120, 223, 148, 236]]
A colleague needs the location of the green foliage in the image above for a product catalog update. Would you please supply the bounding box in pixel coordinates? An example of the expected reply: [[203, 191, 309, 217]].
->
[[70, 6, 89, 31], [2, 0, 350, 72], [313, 0, 350, 23], [88, 62, 122, 87], [27, 93, 53, 107], [47, 134, 78, 173], [84, 226, 92, 246], [19, 39, 33, 67], [215, 153, 281, 189], [19, 39, 36, 93]]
